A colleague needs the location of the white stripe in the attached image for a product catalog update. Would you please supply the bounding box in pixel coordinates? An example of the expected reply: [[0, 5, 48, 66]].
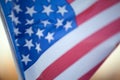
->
[[24, 3, 120, 80], [71, 0, 97, 15], [55, 33, 120, 80]]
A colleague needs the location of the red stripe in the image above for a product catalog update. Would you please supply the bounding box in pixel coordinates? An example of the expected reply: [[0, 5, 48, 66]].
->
[[79, 60, 104, 80], [78, 43, 120, 80], [66, 0, 74, 3], [76, 0, 120, 25], [37, 18, 120, 80]]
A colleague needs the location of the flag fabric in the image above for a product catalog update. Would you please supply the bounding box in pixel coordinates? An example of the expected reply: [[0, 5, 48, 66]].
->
[[0, 0, 120, 80]]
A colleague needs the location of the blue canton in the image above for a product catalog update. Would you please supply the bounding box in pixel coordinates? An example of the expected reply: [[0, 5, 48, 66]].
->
[[1, 0, 77, 71]]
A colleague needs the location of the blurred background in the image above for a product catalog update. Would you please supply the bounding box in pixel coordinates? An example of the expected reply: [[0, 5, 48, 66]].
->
[[0, 15, 120, 80]]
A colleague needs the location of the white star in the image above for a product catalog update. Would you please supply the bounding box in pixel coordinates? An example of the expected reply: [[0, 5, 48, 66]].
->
[[42, 5, 53, 16], [14, 27, 21, 36], [57, 6, 68, 16], [25, 19, 34, 25], [5, 0, 11, 3], [24, 39, 34, 50], [36, 29, 44, 39], [35, 43, 41, 53], [15, 39, 19, 46], [45, 32, 54, 43], [55, 19, 64, 28], [21, 54, 32, 65], [13, 4, 22, 13], [25, 27, 34, 36], [25, 6, 37, 17], [64, 21, 72, 31], [14, 16, 21, 25], [9, 12, 21, 25], [41, 20, 51, 27], [9, 11, 15, 21]]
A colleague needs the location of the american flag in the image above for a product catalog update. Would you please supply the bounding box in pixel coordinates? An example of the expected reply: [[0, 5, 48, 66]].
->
[[0, 0, 120, 80]]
